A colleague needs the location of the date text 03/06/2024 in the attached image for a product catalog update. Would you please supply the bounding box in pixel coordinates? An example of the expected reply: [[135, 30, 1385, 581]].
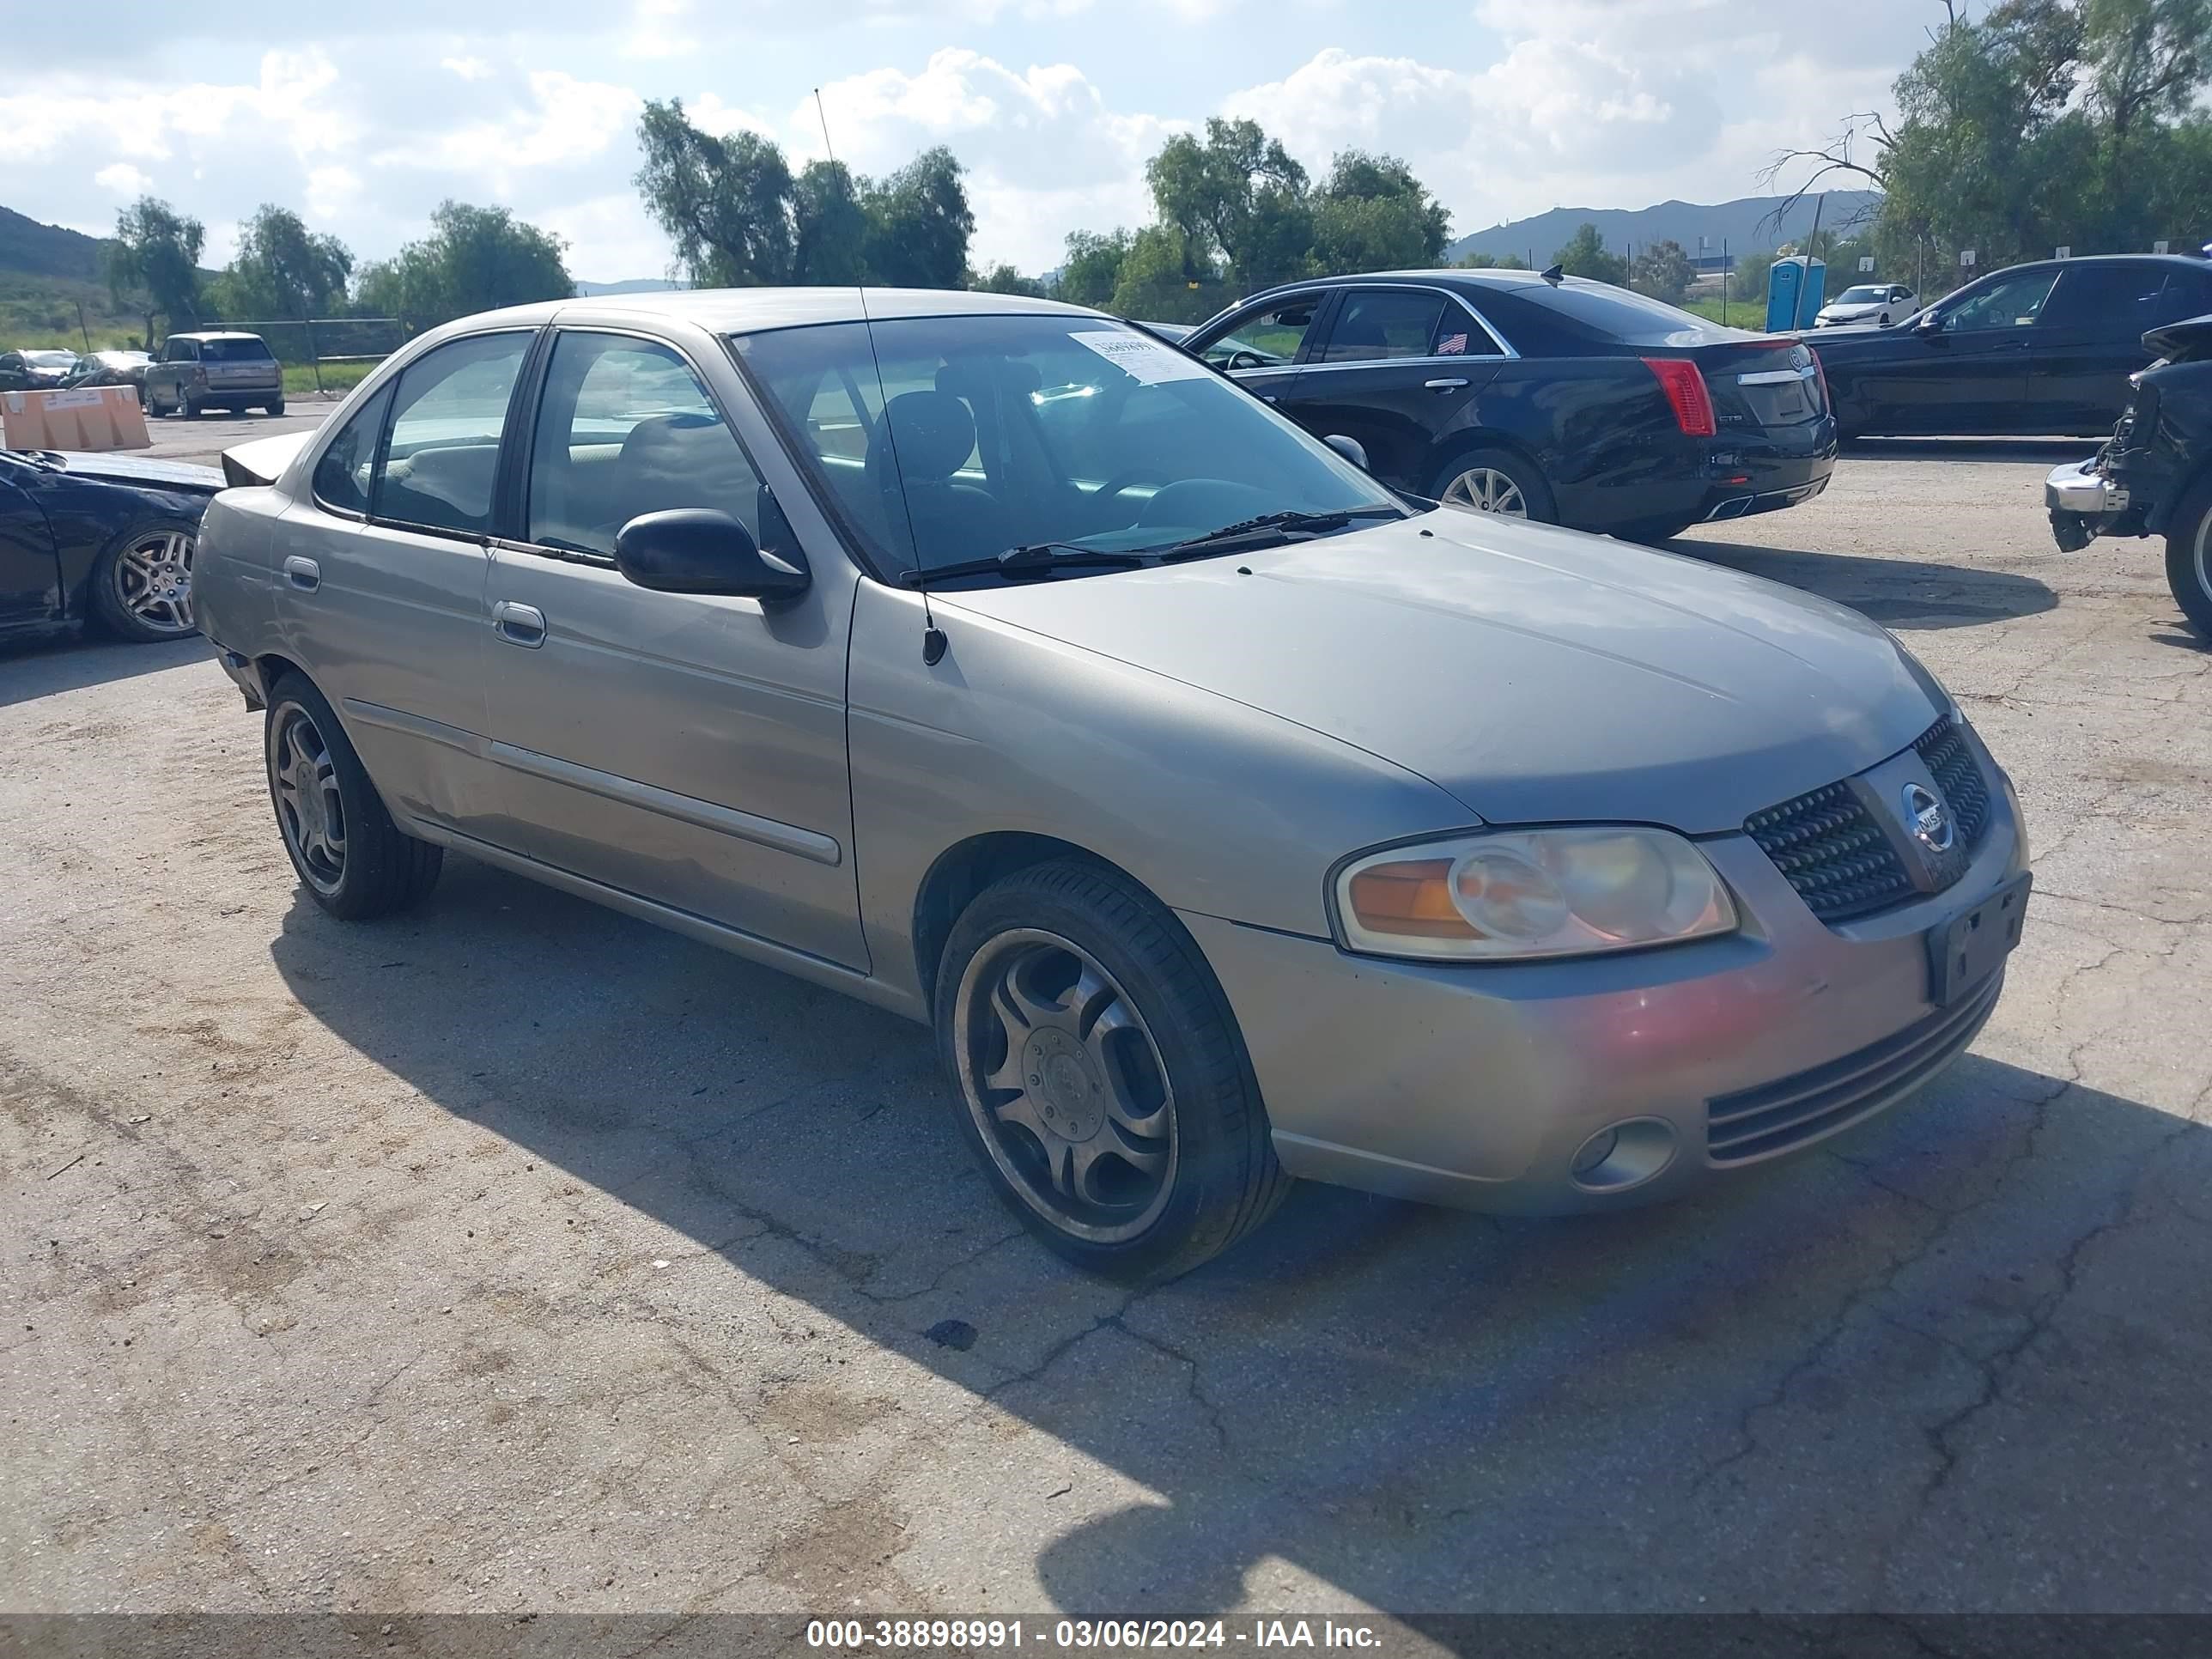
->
[[805, 1618, 1390, 1650]]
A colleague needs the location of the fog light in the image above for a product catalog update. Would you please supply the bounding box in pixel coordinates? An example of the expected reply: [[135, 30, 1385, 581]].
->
[[1570, 1118, 1679, 1193]]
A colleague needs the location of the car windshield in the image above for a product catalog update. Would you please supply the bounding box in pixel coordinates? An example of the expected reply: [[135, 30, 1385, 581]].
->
[[25, 350, 76, 368], [1835, 286, 1887, 304], [203, 338, 273, 362], [1516, 281, 1721, 345], [734, 313, 1401, 580]]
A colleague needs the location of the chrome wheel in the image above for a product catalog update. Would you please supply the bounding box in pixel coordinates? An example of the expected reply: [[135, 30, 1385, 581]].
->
[[270, 704, 347, 894], [112, 528, 196, 635], [953, 929, 1177, 1243], [1442, 465, 1530, 517], [2195, 506, 2211, 610]]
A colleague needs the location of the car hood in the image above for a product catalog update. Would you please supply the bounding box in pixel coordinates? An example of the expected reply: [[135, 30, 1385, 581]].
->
[[46, 451, 223, 492], [945, 510, 1944, 835]]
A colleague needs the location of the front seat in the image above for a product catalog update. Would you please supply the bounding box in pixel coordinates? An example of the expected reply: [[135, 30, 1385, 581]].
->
[[865, 391, 1008, 569]]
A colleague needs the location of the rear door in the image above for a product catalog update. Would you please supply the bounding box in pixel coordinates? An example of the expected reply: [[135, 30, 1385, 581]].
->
[[2027, 263, 2169, 434], [479, 326, 865, 968], [1275, 285, 1505, 490], [272, 329, 532, 841], [0, 462, 60, 632]]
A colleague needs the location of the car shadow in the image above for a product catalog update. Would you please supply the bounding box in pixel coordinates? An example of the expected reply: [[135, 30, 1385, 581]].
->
[[1839, 438, 2099, 465], [0, 633, 210, 707], [1664, 537, 2058, 629], [268, 857, 2212, 1613]]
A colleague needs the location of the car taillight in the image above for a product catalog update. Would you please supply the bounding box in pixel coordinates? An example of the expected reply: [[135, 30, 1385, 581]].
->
[[1810, 349, 1831, 412], [1642, 357, 1716, 437]]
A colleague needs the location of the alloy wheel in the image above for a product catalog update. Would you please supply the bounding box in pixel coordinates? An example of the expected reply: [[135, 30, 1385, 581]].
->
[[1442, 465, 1530, 517], [953, 928, 1178, 1243], [270, 704, 347, 894], [113, 529, 196, 635], [2196, 507, 2211, 613]]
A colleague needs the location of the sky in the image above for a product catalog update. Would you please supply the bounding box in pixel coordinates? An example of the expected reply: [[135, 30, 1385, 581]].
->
[[0, 0, 1942, 283]]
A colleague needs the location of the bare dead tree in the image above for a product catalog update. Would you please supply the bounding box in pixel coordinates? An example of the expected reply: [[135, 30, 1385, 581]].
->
[[1754, 111, 1894, 240]]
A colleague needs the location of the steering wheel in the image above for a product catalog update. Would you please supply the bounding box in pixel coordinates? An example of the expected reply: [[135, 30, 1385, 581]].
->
[[1093, 469, 1164, 509], [1224, 349, 1270, 371]]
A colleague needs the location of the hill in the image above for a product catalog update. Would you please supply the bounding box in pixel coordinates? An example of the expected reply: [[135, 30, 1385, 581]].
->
[[0, 205, 106, 283], [1447, 191, 1883, 265]]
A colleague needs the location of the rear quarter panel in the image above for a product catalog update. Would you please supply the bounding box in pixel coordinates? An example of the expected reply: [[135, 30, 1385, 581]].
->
[[191, 489, 282, 659]]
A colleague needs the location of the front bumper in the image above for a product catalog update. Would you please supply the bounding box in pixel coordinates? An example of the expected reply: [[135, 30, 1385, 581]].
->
[[1182, 757, 2027, 1214], [2045, 457, 2142, 550]]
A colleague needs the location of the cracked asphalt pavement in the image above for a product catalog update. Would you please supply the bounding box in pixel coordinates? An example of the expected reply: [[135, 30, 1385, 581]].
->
[[4, 439, 2209, 1626]]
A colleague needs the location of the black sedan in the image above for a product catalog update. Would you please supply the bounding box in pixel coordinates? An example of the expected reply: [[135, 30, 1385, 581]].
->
[[1810, 253, 2212, 439], [1, 448, 222, 644], [1179, 270, 1837, 542], [1, 349, 82, 392]]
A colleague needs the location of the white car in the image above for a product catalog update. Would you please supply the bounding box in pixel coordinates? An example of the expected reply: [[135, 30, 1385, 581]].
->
[[1815, 283, 1917, 328]]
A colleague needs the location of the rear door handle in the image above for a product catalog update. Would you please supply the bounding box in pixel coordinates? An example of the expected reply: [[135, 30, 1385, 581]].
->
[[282, 556, 320, 592], [490, 599, 546, 648], [1425, 378, 1469, 390]]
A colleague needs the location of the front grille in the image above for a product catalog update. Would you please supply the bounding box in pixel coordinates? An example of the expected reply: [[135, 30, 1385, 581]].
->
[[1914, 714, 1990, 850], [1705, 971, 2003, 1164], [1746, 714, 1996, 924], [1743, 781, 1913, 921]]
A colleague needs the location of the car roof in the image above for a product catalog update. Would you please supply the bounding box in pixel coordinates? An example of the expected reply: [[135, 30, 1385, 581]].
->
[[170, 331, 270, 342], [441, 286, 1097, 337]]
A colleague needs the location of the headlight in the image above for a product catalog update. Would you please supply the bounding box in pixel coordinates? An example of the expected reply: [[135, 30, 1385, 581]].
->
[[1333, 827, 1738, 962]]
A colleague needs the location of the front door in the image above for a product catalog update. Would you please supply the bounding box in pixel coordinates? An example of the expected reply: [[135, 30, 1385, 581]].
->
[[1860, 267, 2057, 434], [0, 465, 60, 634], [1276, 285, 1503, 491], [480, 328, 865, 969], [1185, 290, 1330, 419], [273, 329, 532, 840]]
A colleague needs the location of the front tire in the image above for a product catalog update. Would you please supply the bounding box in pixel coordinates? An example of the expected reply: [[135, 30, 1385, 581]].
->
[[935, 860, 1289, 1281], [1431, 446, 1558, 524], [264, 673, 443, 921], [88, 520, 198, 642], [2165, 477, 2212, 641]]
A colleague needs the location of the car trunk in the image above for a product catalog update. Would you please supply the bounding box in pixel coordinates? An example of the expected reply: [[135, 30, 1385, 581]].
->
[[1691, 337, 1830, 438]]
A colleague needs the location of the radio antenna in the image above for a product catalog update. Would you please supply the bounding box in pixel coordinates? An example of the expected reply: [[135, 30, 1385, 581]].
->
[[816, 87, 946, 665]]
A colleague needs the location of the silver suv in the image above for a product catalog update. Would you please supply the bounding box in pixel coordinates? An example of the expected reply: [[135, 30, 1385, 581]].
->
[[193, 289, 2030, 1279], [143, 331, 284, 417]]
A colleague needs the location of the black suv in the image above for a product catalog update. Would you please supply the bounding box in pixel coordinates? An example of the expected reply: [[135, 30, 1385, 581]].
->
[[1809, 253, 2212, 439], [1180, 270, 1838, 543]]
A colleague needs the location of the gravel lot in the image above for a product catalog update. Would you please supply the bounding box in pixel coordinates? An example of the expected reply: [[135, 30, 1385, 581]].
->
[[4, 442, 2209, 1633]]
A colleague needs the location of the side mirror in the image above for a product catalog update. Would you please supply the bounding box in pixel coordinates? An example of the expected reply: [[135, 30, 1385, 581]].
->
[[1323, 434, 1370, 471], [1914, 313, 1943, 338], [614, 507, 811, 602]]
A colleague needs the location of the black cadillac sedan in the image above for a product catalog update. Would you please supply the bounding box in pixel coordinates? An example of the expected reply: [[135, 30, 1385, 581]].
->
[[1179, 270, 1838, 542], [1, 447, 221, 644]]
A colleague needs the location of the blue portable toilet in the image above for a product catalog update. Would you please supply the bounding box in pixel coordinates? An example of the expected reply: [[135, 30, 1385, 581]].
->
[[1765, 256, 1827, 331]]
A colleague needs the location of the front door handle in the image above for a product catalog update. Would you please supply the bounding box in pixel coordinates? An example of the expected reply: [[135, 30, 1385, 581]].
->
[[490, 600, 547, 648], [282, 556, 320, 591], [1425, 378, 1470, 390]]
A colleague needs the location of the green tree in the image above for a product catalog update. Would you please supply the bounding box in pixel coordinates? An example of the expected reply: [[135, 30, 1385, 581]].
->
[[635, 100, 796, 286], [1552, 223, 1627, 285], [1457, 251, 1528, 270], [792, 159, 868, 285], [1108, 226, 1226, 324], [1057, 228, 1135, 308], [356, 201, 571, 331], [1146, 117, 1310, 289], [1632, 237, 1694, 304], [860, 147, 975, 289], [1310, 150, 1451, 273], [969, 262, 1046, 296], [106, 196, 206, 339], [1729, 247, 1779, 302], [225, 204, 352, 319]]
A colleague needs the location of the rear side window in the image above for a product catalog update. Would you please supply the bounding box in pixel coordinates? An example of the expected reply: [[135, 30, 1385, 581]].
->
[[371, 331, 531, 538], [166, 341, 196, 362], [526, 332, 765, 558], [312, 382, 394, 517], [204, 337, 274, 362], [1316, 290, 1449, 362], [2152, 269, 2212, 325], [2039, 265, 2166, 331]]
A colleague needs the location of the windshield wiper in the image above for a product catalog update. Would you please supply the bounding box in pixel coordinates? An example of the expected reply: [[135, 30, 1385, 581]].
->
[[897, 542, 1149, 586], [1152, 505, 1401, 560]]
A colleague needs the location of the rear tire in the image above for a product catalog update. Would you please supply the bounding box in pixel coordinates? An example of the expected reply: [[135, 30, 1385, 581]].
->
[[183, 392, 204, 417], [2164, 477, 2212, 641], [266, 398, 286, 416], [1430, 446, 1558, 524], [935, 859, 1290, 1281], [264, 672, 443, 921]]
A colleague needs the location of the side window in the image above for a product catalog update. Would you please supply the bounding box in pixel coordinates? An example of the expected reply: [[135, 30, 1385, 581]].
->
[[2039, 265, 2166, 332], [1199, 297, 1322, 368], [371, 331, 531, 538], [1940, 270, 2059, 332], [311, 382, 394, 517], [2152, 270, 2212, 325], [1316, 289, 1450, 363], [526, 332, 765, 558]]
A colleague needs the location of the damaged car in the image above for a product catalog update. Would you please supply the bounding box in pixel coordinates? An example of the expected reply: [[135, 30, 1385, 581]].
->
[[2046, 309, 2212, 640]]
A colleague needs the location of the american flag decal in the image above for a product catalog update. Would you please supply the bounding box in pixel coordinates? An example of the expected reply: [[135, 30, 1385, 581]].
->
[[1437, 332, 1468, 355]]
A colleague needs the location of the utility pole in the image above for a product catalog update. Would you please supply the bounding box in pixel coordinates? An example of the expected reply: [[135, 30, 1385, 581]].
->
[[75, 301, 93, 353]]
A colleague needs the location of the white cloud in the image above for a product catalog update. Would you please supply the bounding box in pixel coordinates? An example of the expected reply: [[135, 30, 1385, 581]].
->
[[94, 162, 152, 194], [622, 0, 696, 60], [441, 55, 494, 81], [398, 70, 639, 179]]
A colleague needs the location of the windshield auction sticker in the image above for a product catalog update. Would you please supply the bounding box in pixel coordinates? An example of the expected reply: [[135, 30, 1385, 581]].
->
[[1068, 330, 1214, 386]]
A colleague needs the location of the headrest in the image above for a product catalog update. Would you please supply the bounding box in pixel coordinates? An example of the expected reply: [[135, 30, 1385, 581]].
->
[[879, 391, 975, 482]]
